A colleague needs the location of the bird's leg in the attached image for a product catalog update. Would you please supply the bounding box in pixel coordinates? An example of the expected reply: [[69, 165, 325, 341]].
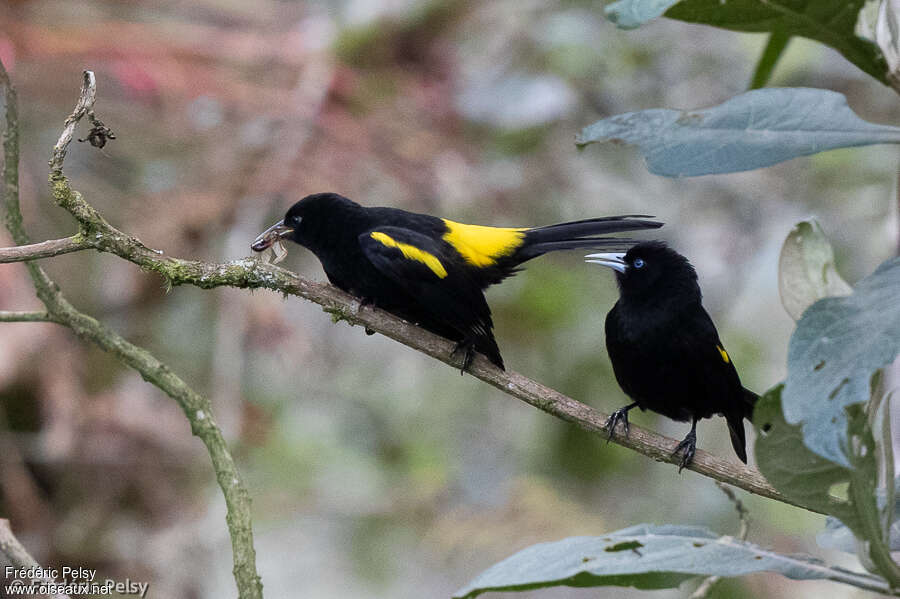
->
[[358, 297, 376, 335], [672, 418, 698, 472], [450, 339, 475, 375], [604, 402, 638, 441]]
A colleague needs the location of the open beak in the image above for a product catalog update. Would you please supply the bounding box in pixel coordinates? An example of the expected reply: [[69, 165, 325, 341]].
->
[[585, 252, 627, 273], [251, 220, 294, 252]]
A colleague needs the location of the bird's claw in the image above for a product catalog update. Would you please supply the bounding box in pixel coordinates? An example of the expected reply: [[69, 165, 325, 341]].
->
[[451, 341, 474, 375], [673, 430, 697, 473], [604, 408, 631, 442]]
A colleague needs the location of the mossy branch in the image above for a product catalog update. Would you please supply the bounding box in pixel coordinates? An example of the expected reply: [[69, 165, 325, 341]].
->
[[1, 66, 262, 598]]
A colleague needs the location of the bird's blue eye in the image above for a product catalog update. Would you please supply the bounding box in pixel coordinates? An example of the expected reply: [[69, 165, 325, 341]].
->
[[633, 258, 645, 269]]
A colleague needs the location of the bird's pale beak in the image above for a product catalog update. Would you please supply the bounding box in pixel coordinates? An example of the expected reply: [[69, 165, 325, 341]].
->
[[585, 252, 627, 273], [251, 220, 294, 252]]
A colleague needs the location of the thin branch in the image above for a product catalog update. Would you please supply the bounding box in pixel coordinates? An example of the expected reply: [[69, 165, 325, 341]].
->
[[0, 236, 92, 263], [0, 311, 57, 323], [49, 70, 96, 173], [0, 519, 70, 599], [3, 67, 264, 597]]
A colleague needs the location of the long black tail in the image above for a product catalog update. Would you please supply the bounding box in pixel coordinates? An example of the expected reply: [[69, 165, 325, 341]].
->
[[516, 215, 663, 262], [725, 388, 759, 464]]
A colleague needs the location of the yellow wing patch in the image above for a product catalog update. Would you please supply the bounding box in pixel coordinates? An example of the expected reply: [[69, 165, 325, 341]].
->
[[716, 345, 730, 364], [369, 232, 448, 278], [441, 219, 527, 267]]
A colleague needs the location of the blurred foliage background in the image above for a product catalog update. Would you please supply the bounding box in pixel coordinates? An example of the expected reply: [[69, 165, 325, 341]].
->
[[0, 1, 898, 597]]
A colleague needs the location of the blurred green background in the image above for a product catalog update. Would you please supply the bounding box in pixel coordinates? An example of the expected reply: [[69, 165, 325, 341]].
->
[[0, 1, 897, 597]]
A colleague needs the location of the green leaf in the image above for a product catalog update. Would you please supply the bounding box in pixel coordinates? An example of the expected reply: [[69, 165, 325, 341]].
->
[[778, 219, 851, 322], [576, 88, 900, 177], [783, 256, 900, 467], [453, 523, 894, 598], [665, 0, 887, 84], [749, 31, 791, 89], [753, 386, 859, 527]]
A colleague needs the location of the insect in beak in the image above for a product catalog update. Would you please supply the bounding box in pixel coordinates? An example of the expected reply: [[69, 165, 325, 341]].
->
[[585, 252, 627, 273], [251, 220, 294, 252]]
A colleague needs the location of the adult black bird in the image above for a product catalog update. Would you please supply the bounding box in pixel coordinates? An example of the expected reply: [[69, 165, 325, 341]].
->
[[252, 192, 662, 370], [585, 241, 757, 469]]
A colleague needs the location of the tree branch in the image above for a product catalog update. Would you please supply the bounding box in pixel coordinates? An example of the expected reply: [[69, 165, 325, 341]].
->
[[0, 311, 57, 322], [0, 519, 70, 599], [0, 236, 92, 263], [2, 66, 264, 598]]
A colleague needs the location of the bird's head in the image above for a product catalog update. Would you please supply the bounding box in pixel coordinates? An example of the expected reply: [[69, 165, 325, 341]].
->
[[251, 193, 358, 252], [585, 241, 700, 303]]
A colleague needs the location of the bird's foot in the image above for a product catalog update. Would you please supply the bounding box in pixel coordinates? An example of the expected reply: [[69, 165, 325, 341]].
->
[[359, 298, 376, 335], [450, 340, 475, 375], [604, 408, 631, 442], [672, 429, 697, 473]]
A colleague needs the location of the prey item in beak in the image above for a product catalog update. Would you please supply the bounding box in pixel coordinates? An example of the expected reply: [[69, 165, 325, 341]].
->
[[585, 252, 627, 273], [251, 220, 294, 252]]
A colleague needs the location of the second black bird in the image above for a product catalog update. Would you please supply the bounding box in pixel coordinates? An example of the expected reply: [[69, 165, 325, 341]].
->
[[586, 241, 758, 469], [252, 192, 662, 370]]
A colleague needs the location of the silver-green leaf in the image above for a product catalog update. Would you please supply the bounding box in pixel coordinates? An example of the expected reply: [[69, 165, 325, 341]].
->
[[576, 88, 900, 177], [453, 524, 893, 598], [783, 256, 900, 467]]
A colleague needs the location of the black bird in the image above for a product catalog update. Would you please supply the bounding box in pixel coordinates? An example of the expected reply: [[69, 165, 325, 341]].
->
[[252, 193, 662, 370], [585, 241, 757, 469]]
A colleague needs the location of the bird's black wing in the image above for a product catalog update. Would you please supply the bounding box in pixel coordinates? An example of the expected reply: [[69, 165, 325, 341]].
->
[[359, 226, 504, 369], [680, 308, 750, 463]]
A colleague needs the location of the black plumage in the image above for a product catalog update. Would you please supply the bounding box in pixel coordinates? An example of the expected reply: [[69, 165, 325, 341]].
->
[[586, 241, 757, 469], [252, 193, 662, 370]]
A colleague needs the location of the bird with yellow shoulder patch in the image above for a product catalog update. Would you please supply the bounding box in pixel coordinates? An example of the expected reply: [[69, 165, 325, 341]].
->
[[252, 192, 662, 371]]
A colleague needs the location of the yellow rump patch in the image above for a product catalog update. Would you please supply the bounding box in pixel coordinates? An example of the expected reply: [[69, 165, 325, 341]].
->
[[716, 345, 730, 364], [441, 219, 527, 267], [369, 232, 448, 278]]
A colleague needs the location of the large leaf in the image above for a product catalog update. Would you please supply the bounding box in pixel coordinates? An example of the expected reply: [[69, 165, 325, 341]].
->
[[453, 524, 893, 598], [783, 256, 900, 467], [604, 0, 886, 83], [754, 386, 859, 527], [778, 219, 851, 322], [576, 88, 900, 176]]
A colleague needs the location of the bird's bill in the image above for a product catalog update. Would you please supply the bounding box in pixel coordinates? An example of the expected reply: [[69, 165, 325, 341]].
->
[[585, 252, 627, 273], [251, 220, 294, 252]]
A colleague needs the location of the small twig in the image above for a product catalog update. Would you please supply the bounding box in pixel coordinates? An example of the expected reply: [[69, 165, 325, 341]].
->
[[0, 519, 70, 599], [691, 482, 750, 599], [49, 70, 96, 173], [0, 236, 92, 263], [0, 311, 58, 323]]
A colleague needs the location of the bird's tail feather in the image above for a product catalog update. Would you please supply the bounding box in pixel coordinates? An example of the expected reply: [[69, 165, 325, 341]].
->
[[725, 388, 759, 464], [517, 216, 662, 261], [725, 412, 748, 464], [527, 216, 662, 240], [476, 335, 504, 370]]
